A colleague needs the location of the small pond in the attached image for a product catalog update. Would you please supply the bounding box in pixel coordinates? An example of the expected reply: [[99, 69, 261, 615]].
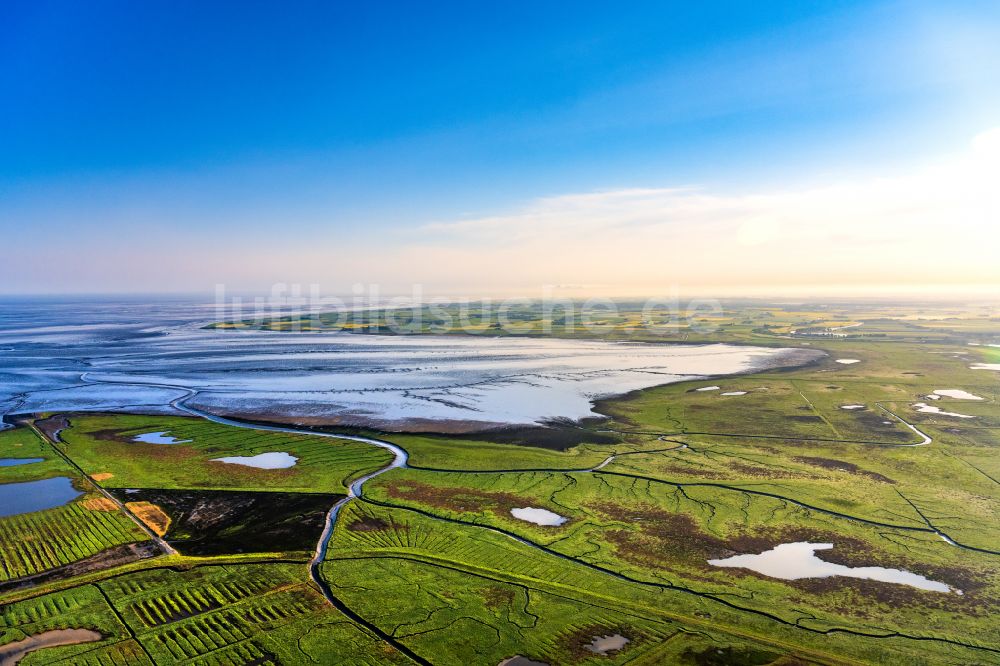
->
[[132, 431, 191, 445], [708, 542, 954, 593], [913, 403, 975, 418], [211, 452, 298, 469], [931, 389, 983, 400], [585, 634, 630, 655], [510, 507, 567, 526], [0, 477, 82, 518], [0, 457, 44, 468]]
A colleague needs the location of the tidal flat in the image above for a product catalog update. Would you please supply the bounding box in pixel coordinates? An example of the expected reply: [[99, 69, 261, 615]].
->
[[2, 299, 999, 666], [0, 301, 820, 431]]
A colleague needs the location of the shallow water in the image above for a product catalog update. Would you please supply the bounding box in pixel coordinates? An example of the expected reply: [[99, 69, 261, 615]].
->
[[133, 431, 191, 444], [913, 403, 975, 418], [720, 391, 746, 396], [695, 385, 720, 391], [0, 477, 82, 518], [835, 358, 861, 364], [211, 451, 298, 469], [510, 507, 566, 526], [0, 299, 819, 430], [840, 404, 865, 410], [708, 542, 953, 593], [0, 628, 102, 665], [970, 363, 1000, 371], [932, 389, 983, 400], [585, 634, 630, 654], [0, 457, 44, 467]]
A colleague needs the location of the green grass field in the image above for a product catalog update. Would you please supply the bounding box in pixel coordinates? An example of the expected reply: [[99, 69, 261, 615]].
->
[[0, 562, 413, 665], [56, 413, 393, 493], [3, 300, 1000, 664], [0, 427, 152, 584]]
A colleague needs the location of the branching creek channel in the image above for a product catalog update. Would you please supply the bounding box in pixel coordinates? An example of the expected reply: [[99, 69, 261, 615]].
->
[[70, 373, 1000, 660]]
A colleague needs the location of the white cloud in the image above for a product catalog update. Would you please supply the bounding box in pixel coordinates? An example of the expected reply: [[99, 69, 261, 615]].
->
[[394, 128, 999, 295], [4, 130, 997, 297]]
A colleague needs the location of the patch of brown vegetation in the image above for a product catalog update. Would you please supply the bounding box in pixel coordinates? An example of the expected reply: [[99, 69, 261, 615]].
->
[[793, 573, 988, 615], [681, 645, 782, 666], [85, 428, 139, 443], [653, 464, 731, 479], [0, 542, 159, 596], [347, 517, 391, 532], [90, 472, 114, 482], [589, 500, 981, 612], [559, 623, 635, 661], [126, 501, 171, 536], [385, 480, 561, 523], [81, 497, 118, 511], [592, 502, 728, 568], [727, 463, 807, 479], [792, 456, 896, 484], [731, 532, 985, 613], [482, 585, 516, 610]]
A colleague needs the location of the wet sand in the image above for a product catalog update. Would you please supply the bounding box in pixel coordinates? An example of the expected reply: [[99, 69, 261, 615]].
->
[[0, 629, 102, 665]]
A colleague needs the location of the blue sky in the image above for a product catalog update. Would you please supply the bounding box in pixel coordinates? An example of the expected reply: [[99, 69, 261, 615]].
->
[[2, 1, 999, 294]]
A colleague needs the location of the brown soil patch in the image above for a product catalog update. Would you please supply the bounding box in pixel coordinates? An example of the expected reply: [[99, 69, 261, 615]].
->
[[81, 497, 118, 511], [90, 472, 114, 482], [793, 456, 895, 484], [126, 501, 171, 536]]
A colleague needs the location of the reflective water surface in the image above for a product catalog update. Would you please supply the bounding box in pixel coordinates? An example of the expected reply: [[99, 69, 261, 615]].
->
[[0, 457, 44, 468], [211, 452, 299, 469], [132, 431, 192, 444], [708, 542, 954, 593], [0, 298, 819, 431], [510, 507, 567, 526], [0, 477, 82, 518]]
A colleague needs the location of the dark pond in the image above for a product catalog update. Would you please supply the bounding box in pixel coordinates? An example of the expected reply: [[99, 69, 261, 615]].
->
[[0, 457, 44, 467], [0, 477, 82, 518]]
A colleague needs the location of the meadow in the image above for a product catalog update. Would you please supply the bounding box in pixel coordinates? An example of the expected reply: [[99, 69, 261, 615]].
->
[[0, 562, 412, 665], [0, 427, 152, 586], [2, 300, 999, 664], [55, 413, 393, 493]]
